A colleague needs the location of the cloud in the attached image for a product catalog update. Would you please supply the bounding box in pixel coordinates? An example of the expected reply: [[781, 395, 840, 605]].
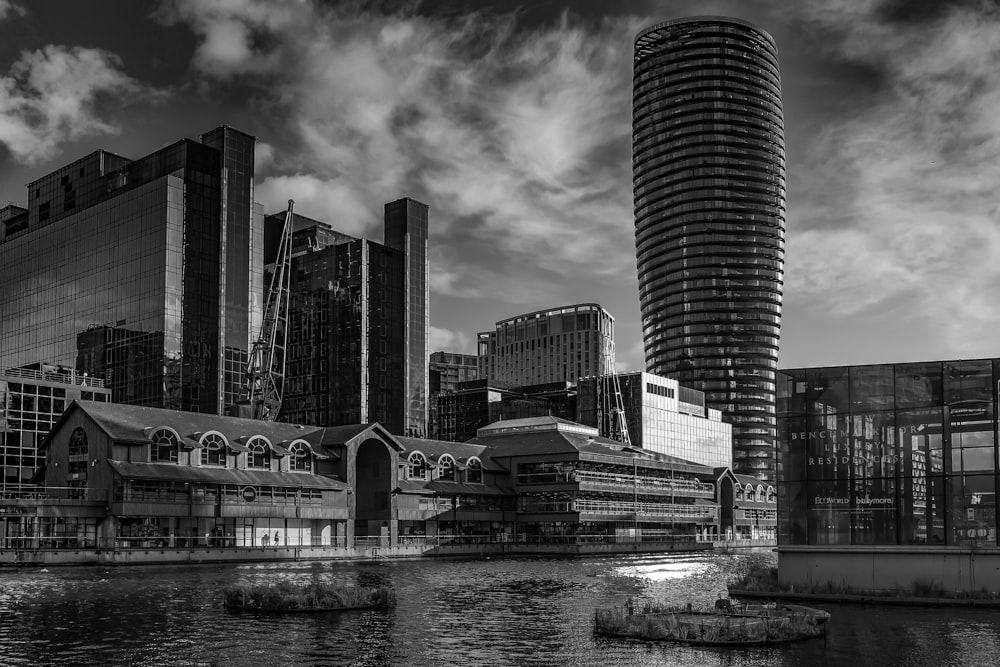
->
[[786, 0, 1000, 351], [0, 45, 146, 165], [429, 325, 473, 355], [162, 2, 643, 282], [0, 0, 24, 22], [254, 173, 374, 236]]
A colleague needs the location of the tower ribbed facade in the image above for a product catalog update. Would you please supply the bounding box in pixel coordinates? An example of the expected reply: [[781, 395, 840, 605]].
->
[[633, 17, 785, 481]]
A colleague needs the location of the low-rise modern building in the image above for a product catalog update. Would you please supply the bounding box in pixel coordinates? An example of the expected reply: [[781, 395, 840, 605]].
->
[[777, 358, 1000, 592], [576, 370, 732, 469], [0, 404, 769, 564]]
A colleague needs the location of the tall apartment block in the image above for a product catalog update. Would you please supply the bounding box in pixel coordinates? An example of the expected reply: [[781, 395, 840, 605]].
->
[[0, 126, 263, 414], [274, 199, 429, 436], [577, 371, 732, 469], [477, 304, 615, 387], [0, 364, 110, 490], [633, 18, 786, 481], [428, 352, 478, 439]]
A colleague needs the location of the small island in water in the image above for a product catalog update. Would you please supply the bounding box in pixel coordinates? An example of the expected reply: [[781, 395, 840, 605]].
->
[[223, 581, 397, 613]]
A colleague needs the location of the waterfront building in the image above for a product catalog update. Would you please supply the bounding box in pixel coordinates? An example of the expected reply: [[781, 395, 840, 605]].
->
[[477, 304, 615, 387], [434, 379, 576, 443], [0, 403, 773, 563], [273, 199, 429, 437], [633, 18, 786, 482], [471, 416, 723, 543], [576, 371, 732, 469], [0, 364, 110, 491], [0, 126, 263, 415], [428, 351, 478, 439], [777, 358, 1000, 591]]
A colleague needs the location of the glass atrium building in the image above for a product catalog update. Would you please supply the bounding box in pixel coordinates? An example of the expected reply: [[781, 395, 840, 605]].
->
[[633, 17, 786, 481], [777, 359, 1000, 592]]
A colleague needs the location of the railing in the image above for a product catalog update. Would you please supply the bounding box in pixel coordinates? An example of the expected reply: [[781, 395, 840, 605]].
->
[[519, 499, 717, 520], [1, 366, 106, 388], [516, 470, 715, 497], [0, 486, 107, 502]]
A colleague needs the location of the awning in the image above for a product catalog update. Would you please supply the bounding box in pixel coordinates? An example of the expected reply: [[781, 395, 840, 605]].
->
[[107, 460, 348, 490]]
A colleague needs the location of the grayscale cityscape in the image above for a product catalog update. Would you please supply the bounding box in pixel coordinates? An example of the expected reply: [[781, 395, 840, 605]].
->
[[1, 1, 998, 665]]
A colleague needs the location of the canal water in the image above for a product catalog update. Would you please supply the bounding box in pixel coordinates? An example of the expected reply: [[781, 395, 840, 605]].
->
[[1, 549, 998, 666]]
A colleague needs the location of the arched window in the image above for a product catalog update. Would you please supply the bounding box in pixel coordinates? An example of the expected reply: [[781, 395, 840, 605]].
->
[[735, 484, 744, 502], [766, 486, 775, 503], [69, 428, 89, 457], [289, 442, 311, 472], [438, 455, 456, 482], [408, 453, 428, 480], [149, 428, 177, 463], [246, 437, 269, 469], [466, 458, 482, 484], [747, 485, 756, 502], [200, 433, 226, 467]]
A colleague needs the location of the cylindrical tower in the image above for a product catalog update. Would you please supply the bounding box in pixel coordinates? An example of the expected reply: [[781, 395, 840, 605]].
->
[[633, 17, 785, 481]]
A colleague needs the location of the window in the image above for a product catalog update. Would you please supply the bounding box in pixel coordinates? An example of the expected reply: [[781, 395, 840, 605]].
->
[[735, 484, 744, 502], [439, 455, 456, 481], [408, 453, 428, 480], [466, 458, 482, 484], [149, 428, 178, 463], [289, 443, 311, 472], [247, 438, 268, 469], [68, 428, 89, 457], [200, 433, 226, 467]]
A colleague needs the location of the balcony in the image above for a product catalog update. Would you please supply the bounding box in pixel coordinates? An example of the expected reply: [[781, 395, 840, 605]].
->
[[516, 470, 715, 498]]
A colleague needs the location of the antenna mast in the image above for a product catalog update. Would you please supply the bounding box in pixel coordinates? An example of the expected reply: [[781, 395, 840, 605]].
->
[[244, 199, 294, 421]]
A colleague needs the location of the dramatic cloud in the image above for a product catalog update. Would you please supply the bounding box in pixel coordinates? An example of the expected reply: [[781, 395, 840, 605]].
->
[[0, 45, 145, 165], [0, 0, 24, 22], [160, 1, 641, 295], [786, 0, 1000, 354]]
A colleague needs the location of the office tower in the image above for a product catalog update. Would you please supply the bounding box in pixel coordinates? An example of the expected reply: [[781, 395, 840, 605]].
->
[[0, 127, 263, 414], [477, 304, 615, 387], [428, 352, 478, 439], [576, 371, 732, 468], [633, 18, 786, 481], [384, 198, 430, 437], [0, 363, 110, 490], [273, 200, 429, 436]]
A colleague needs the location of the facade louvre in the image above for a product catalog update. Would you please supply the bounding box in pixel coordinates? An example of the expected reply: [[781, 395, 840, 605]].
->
[[633, 17, 786, 482]]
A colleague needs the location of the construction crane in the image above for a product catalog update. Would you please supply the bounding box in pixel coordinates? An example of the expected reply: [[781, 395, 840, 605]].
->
[[243, 199, 294, 421], [600, 339, 632, 446]]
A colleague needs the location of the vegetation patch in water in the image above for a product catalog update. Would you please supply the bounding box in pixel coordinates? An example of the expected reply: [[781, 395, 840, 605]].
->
[[223, 581, 396, 612]]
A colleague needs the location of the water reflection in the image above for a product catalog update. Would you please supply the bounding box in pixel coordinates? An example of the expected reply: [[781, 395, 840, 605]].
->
[[1, 551, 999, 665]]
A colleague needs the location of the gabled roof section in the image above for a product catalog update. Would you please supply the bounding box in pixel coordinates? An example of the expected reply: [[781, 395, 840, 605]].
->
[[305, 423, 403, 452], [394, 436, 503, 471], [107, 460, 348, 490], [734, 473, 772, 488], [52, 400, 327, 450]]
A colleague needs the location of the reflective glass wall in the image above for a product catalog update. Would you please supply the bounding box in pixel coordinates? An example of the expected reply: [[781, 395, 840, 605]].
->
[[777, 360, 1000, 547], [633, 18, 785, 482]]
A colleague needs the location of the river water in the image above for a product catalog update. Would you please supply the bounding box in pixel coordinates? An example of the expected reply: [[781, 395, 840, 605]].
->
[[1, 549, 998, 666]]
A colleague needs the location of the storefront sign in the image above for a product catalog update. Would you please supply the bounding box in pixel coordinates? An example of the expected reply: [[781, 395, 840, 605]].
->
[[241, 486, 257, 503]]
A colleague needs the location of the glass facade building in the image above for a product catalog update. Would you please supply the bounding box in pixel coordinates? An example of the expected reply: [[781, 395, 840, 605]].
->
[[577, 371, 732, 469], [778, 359, 1000, 548], [428, 352, 479, 440], [273, 201, 428, 437], [0, 127, 262, 414], [0, 364, 110, 490], [633, 17, 786, 482], [477, 304, 615, 388]]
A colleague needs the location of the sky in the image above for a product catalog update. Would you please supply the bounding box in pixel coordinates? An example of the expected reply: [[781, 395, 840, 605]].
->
[[1, 0, 999, 373]]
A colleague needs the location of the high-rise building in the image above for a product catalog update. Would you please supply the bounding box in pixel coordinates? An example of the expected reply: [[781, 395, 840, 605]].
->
[[428, 351, 478, 439], [477, 304, 615, 388], [0, 363, 110, 490], [577, 371, 732, 469], [0, 126, 262, 414], [273, 200, 429, 436], [632, 17, 786, 481]]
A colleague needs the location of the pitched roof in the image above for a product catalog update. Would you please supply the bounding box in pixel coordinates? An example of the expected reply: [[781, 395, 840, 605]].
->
[[394, 436, 502, 470], [108, 460, 348, 490], [734, 474, 772, 487]]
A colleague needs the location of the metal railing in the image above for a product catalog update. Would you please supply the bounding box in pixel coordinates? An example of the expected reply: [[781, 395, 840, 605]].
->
[[519, 498, 717, 520], [0, 486, 106, 502], [516, 470, 715, 497], [1, 366, 106, 388]]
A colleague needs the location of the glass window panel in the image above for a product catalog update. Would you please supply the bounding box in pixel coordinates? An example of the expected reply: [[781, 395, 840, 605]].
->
[[806, 367, 850, 414]]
